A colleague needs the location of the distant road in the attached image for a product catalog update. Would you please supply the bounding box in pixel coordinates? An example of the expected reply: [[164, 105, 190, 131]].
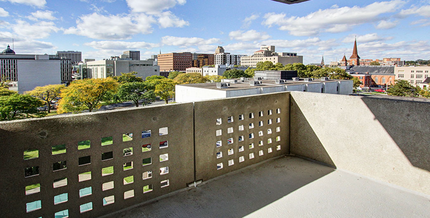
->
[[98, 99, 173, 111]]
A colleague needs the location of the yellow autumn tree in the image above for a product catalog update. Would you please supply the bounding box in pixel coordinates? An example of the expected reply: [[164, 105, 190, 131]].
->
[[173, 73, 207, 84], [154, 78, 176, 104], [57, 78, 119, 113], [26, 84, 65, 113]]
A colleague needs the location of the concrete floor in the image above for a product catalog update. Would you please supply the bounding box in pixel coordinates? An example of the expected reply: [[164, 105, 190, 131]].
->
[[103, 156, 430, 218]]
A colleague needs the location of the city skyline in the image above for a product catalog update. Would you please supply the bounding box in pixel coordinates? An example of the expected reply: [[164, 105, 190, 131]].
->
[[0, 0, 429, 64]]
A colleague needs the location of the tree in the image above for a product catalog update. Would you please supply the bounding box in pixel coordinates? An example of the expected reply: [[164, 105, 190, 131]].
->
[[114, 72, 143, 83], [57, 78, 119, 113], [0, 94, 45, 121], [419, 87, 430, 98], [244, 67, 256, 77], [256, 61, 275, 71], [154, 78, 176, 104], [0, 88, 17, 96], [0, 79, 10, 89], [205, 75, 224, 82], [387, 80, 419, 97], [370, 61, 380, 66], [25, 84, 65, 113], [117, 82, 155, 107], [168, 71, 184, 80], [329, 68, 352, 80], [173, 73, 207, 84], [352, 77, 362, 89], [223, 69, 248, 79]]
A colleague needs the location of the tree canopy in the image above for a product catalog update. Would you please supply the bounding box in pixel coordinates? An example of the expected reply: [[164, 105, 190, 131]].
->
[[114, 72, 143, 83], [26, 84, 65, 113], [0, 94, 45, 121], [352, 77, 362, 89], [168, 71, 184, 80], [117, 82, 155, 107], [370, 61, 381, 66], [223, 69, 249, 79], [387, 80, 420, 97], [0, 88, 17, 96], [154, 78, 176, 104], [58, 78, 119, 113], [173, 73, 207, 84], [205, 75, 224, 82]]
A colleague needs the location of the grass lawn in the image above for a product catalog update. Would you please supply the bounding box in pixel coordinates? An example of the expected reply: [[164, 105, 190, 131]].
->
[[142, 147, 151, 152], [143, 185, 153, 193], [102, 166, 113, 175], [101, 137, 113, 146], [52, 144, 66, 155], [25, 183, 40, 191], [122, 134, 133, 142], [78, 140, 91, 150], [124, 176, 134, 184], [46, 110, 59, 117], [123, 165, 133, 171], [23, 149, 39, 160]]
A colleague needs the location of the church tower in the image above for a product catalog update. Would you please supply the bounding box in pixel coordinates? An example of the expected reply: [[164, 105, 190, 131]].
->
[[341, 55, 348, 67], [349, 38, 360, 66]]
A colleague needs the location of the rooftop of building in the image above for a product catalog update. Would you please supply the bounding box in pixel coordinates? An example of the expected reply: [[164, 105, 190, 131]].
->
[[347, 66, 395, 75], [106, 156, 430, 218]]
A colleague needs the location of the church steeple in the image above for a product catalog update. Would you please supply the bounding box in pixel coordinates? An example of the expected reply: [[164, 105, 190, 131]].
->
[[321, 56, 325, 67], [349, 38, 360, 66]]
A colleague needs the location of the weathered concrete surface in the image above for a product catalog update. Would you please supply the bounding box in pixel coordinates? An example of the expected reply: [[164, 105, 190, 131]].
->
[[103, 156, 430, 218], [290, 92, 430, 195]]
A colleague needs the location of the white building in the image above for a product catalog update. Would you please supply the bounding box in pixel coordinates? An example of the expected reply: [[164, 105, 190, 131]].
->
[[86, 59, 159, 79], [175, 78, 353, 103], [240, 45, 303, 67], [394, 66, 430, 86], [186, 67, 203, 74], [202, 65, 227, 76], [1, 45, 71, 93]]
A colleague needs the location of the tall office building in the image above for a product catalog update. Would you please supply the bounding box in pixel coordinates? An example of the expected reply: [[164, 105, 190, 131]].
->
[[56, 51, 82, 64], [158, 52, 193, 72], [123, 51, 140, 60]]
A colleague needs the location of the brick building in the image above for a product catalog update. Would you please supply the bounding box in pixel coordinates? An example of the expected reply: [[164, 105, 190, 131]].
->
[[158, 52, 193, 72]]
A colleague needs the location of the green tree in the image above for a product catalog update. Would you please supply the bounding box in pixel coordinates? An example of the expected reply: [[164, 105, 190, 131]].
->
[[155, 78, 176, 104], [117, 82, 155, 107], [419, 87, 430, 98], [25, 84, 65, 113], [256, 61, 276, 71], [223, 69, 248, 79], [0, 94, 46, 121], [370, 61, 381, 66], [244, 67, 256, 77], [329, 68, 352, 80], [352, 77, 362, 89], [387, 80, 419, 97], [168, 71, 184, 79], [58, 78, 119, 113], [205, 75, 224, 82], [0, 79, 10, 89], [114, 72, 143, 83], [173, 73, 207, 84], [0, 88, 17, 96]]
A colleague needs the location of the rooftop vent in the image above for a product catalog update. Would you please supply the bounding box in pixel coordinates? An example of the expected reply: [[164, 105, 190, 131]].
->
[[216, 82, 230, 89], [292, 77, 299, 81], [275, 79, 287, 84], [304, 78, 313, 82], [222, 79, 238, 84], [250, 81, 263, 86], [320, 77, 328, 81]]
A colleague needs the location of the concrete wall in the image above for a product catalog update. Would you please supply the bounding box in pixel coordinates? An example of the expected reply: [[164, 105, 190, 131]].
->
[[18, 60, 61, 93], [338, 80, 353, 95], [286, 84, 306, 92], [290, 92, 430, 195], [305, 83, 322, 93], [226, 88, 260, 98], [194, 93, 290, 181], [322, 82, 338, 94], [0, 103, 195, 218]]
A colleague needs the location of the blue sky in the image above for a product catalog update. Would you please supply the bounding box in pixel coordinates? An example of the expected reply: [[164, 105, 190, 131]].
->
[[0, 0, 429, 64]]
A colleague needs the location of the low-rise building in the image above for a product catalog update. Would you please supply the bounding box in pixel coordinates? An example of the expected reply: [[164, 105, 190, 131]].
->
[[347, 66, 395, 87], [186, 67, 203, 74], [85, 59, 159, 79], [202, 65, 227, 76], [175, 78, 353, 103], [394, 66, 430, 86], [240, 45, 303, 67], [1, 45, 71, 93]]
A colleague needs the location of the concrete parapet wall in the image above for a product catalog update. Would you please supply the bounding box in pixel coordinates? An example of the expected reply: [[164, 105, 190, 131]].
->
[[0, 103, 195, 218], [290, 92, 430, 195]]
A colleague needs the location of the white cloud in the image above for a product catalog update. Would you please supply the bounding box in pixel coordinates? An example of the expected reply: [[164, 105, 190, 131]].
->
[[262, 38, 322, 48], [242, 14, 259, 28], [263, 0, 405, 36], [84, 41, 158, 50], [64, 13, 155, 40], [0, 7, 9, 17], [376, 20, 398, 29], [342, 33, 393, 43], [161, 36, 220, 47], [224, 42, 259, 53], [229, 30, 270, 41], [126, 0, 186, 14], [0, 0, 46, 8], [157, 11, 189, 28], [27, 10, 56, 21], [0, 31, 55, 53], [13, 20, 59, 39], [399, 5, 430, 17]]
